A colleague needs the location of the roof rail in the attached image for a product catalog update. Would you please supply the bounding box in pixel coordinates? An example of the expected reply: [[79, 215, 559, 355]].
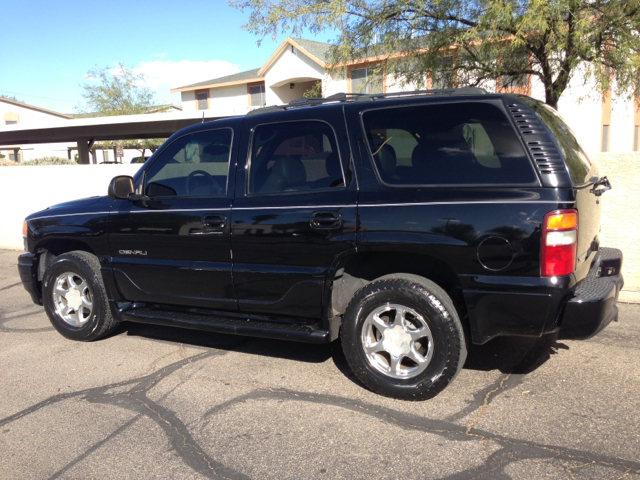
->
[[245, 87, 488, 116]]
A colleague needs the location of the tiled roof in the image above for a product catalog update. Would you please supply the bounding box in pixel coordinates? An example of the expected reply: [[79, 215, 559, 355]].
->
[[175, 68, 262, 90], [291, 38, 333, 63], [0, 97, 71, 119]]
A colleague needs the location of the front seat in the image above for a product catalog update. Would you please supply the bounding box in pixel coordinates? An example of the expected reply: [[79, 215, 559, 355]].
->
[[260, 157, 307, 193]]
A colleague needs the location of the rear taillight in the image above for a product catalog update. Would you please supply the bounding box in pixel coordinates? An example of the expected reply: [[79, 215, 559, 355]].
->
[[541, 209, 578, 277]]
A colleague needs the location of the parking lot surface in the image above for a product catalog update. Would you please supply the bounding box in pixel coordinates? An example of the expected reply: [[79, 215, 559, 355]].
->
[[1, 248, 639, 480]]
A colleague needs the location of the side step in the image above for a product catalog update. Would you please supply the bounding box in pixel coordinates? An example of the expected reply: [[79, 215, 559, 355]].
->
[[119, 306, 334, 344]]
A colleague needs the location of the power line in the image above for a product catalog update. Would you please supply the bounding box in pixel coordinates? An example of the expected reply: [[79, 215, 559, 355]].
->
[[0, 89, 78, 104]]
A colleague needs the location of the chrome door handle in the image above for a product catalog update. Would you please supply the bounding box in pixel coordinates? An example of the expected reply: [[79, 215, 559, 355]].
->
[[310, 211, 342, 229]]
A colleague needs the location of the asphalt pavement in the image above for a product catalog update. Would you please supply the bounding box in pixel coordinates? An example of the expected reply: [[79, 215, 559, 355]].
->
[[1, 248, 639, 480]]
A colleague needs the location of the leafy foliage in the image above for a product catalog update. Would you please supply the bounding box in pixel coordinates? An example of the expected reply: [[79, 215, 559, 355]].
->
[[77, 63, 161, 116], [230, 0, 640, 108], [0, 94, 24, 103], [21, 156, 78, 166]]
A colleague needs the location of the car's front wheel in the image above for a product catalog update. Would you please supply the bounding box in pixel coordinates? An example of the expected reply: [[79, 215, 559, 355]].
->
[[42, 251, 118, 341], [341, 274, 466, 400]]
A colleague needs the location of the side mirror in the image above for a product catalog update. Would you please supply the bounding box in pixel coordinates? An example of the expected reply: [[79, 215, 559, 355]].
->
[[108, 176, 134, 199]]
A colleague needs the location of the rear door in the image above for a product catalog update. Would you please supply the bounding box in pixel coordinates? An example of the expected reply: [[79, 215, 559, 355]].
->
[[231, 107, 358, 320], [109, 121, 239, 311]]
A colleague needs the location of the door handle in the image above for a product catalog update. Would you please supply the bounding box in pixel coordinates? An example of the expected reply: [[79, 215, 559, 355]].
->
[[310, 211, 342, 229], [202, 214, 226, 230]]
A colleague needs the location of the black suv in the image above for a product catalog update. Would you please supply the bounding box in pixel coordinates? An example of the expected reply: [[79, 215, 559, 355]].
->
[[18, 89, 624, 400]]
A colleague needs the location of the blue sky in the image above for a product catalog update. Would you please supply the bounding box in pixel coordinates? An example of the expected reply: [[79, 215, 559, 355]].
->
[[0, 0, 336, 114]]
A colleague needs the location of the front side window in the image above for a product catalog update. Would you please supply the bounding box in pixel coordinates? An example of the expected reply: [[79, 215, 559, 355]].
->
[[362, 102, 537, 186], [144, 129, 232, 197], [351, 67, 383, 94], [249, 121, 344, 194]]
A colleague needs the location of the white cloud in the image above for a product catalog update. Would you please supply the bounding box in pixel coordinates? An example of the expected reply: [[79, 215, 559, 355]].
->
[[153, 53, 166, 58], [128, 60, 240, 105]]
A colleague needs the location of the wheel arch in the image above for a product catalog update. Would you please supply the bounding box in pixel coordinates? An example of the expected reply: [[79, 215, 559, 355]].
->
[[327, 251, 469, 331], [35, 239, 98, 281]]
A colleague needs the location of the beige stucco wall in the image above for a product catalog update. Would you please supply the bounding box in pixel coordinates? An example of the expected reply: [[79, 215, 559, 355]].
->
[[591, 153, 640, 301]]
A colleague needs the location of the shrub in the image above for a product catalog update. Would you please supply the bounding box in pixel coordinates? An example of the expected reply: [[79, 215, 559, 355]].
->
[[21, 156, 78, 166], [0, 158, 18, 166]]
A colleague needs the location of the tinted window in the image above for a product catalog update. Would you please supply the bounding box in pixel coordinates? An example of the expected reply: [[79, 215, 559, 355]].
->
[[249, 121, 344, 194], [519, 97, 592, 184], [144, 129, 231, 197], [362, 102, 537, 186]]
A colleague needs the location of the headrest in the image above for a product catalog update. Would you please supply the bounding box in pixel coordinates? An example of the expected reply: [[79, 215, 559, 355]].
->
[[201, 144, 230, 162], [375, 144, 397, 177], [325, 152, 342, 180], [272, 157, 306, 185]]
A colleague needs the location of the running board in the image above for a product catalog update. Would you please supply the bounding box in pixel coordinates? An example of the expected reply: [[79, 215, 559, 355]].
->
[[119, 306, 334, 344]]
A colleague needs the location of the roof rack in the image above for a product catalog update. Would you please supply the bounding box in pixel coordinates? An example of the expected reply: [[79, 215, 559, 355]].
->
[[246, 87, 488, 116]]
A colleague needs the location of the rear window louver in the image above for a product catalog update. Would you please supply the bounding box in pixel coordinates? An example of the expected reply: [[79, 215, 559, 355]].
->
[[506, 103, 566, 175], [526, 141, 566, 174]]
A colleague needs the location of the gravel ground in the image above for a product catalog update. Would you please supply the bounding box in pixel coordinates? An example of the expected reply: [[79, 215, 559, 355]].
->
[[1, 248, 639, 480]]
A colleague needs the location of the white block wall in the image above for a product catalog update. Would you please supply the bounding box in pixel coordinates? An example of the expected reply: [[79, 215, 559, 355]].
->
[[0, 164, 141, 250]]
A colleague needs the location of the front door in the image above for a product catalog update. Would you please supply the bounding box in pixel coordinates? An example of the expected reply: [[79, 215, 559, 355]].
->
[[109, 123, 239, 311], [231, 107, 358, 320]]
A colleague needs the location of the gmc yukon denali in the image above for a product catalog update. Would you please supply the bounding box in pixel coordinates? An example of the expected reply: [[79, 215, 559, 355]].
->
[[18, 89, 624, 400]]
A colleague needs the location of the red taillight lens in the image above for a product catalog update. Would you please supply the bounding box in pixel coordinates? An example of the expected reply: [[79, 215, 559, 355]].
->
[[541, 209, 578, 277]]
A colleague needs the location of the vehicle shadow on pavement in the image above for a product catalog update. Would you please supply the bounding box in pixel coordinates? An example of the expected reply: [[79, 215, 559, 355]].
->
[[120, 321, 334, 364], [464, 333, 569, 374], [119, 321, 570, 389]]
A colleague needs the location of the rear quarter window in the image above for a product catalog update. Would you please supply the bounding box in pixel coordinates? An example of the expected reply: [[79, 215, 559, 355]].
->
[[518, 97, 592, 184], [362, 102, 538, 186]]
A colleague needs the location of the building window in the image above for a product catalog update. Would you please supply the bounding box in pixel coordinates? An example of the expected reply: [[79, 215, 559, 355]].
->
[[634, 126, 639, 152], [500, 52, 530, 89], [501, 73, 528, 88], [3, 112, 19, 124], [350, 67, 383, 94], [195, 90, 209, 110], [249, 84, 266, 107], [431, 56, 454, 89], [9, 153, 19, 162], [601, 125, 610, 152]]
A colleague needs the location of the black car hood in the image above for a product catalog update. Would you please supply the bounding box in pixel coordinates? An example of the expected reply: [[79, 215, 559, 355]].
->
[[47, 196, 103, 210]]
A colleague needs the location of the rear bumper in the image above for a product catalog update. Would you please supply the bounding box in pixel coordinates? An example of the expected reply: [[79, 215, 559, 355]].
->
[[559, 248, 624, 340], [17, 253, 42, 306]]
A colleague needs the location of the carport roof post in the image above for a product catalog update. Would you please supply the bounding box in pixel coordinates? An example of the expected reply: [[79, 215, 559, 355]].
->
[[77, 139, 96, 165], [0, 110, 227, 155]]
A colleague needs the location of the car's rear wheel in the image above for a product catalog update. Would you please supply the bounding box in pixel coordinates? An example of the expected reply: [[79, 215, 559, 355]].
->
[[42, 251, 118, 341], [341, 274, 466, 400]]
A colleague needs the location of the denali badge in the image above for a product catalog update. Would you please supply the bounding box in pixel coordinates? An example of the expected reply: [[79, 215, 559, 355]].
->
[[119, 250, 147, 256]]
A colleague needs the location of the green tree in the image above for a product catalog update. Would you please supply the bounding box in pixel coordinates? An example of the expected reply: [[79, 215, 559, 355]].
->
[[0, 94, 24, 103], [230, 0, 640, 108], [77, 63, 160, 116]]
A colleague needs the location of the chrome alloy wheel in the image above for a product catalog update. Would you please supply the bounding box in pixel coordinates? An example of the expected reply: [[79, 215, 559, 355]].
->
[[52, 271, 93, 327], [361, 303, 434, 379]]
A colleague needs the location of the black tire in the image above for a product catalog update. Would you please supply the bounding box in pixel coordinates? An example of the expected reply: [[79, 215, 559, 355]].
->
[[42, 251, 118, 341], [341, 273, 467, 400]]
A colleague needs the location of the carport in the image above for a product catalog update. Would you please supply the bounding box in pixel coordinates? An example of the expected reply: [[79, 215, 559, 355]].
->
[[0, 110, 227, 164]]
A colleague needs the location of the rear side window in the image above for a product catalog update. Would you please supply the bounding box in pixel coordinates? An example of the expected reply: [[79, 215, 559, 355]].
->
[[249, 121, 344, 194], [362, 102, 537, 186], [520, 99, 592, 184]]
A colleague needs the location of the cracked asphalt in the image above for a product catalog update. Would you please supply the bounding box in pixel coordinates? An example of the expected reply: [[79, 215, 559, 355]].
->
[[1, 248, 639, 480]]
